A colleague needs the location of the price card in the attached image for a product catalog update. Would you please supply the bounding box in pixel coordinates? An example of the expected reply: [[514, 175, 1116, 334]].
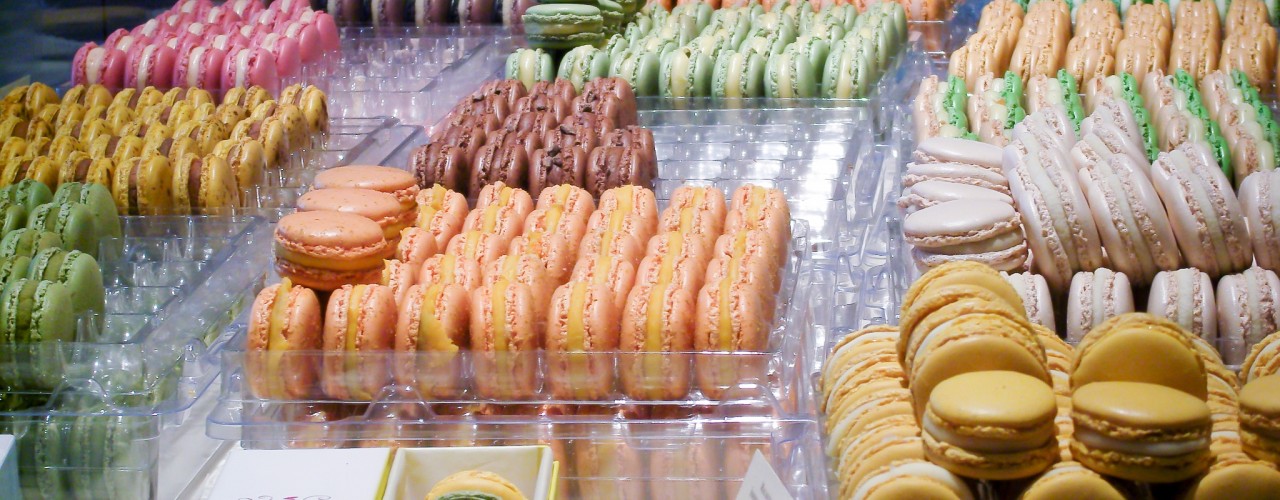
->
[[208, 447, 394, 500], [735, 450, 795, 500]]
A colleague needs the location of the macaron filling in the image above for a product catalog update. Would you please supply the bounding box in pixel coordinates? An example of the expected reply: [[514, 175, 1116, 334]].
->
[[1074, 426, 1209, 457]]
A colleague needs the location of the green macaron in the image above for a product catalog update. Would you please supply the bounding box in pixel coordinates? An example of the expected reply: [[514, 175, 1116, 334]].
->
[[0, 255, 30, 286], [522, 4, 606, 50], [505, 48, 555, 92], [0, 229, 63, 259], [661, 47, 714, 98], [28, 248, 104, 321], [558, 45, 611, 92], [25, 417, 68, 498], [597, 0, 626, 35], [765, 44, 817, 98], [603, 34, 631, 62], [1, 278, 75, 344], [658, 13, 698, 45], [822, 38, 874, 99], [28, 202, 98, 258], [793, 35, 831, 81], [72, 413, 143, 498], [712, 49, 767, 98], [613, 51, 661, 96], [53, 182, 122, 240], [0, 200, 26, 235], [3, 180, 53, 214]]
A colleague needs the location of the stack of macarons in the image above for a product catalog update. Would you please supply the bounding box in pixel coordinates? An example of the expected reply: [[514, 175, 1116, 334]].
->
[[508, 1, 906, 99], [522, 0, 643, 46], [71, 0, 339, 93], [823, 261, 1280, 496], [0, 83, 327, 215], [254, 180, 793, 402], [410, 77, 657, 199], [950, 0, 1279, 91], [900, 137, 1029, 273], [0, 181, 115, 386]]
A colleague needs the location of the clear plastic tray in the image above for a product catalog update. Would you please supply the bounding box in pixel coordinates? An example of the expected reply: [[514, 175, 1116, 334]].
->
[[0, 214, 271, 499]]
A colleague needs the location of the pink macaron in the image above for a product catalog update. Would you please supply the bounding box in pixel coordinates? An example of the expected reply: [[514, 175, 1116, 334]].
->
[[903, 198, 1030, 273], [1077, 154, 1182, 285], [227, 0, 265, 19], [1148, 268, 1217, 343], [173, 46, 227, 90], [271, 0, 311, 17], [203, 6, 244, 28], [1238, 171, 1280, 273], [125, 43, 178, 89], [107, 29, 145, 54], [1004, 272, 1056, 333], [1066, 268, 1135, 343], [130, 19, 165, 40], [1217, 267, 1280, 365], [209, 32, 250, 54], [175, 0, 214, 17], [1149, 142, 1253, 279], [222, 47, 279, 93], [72, 43, 127, 89], [300, 10, 340, 53], [282, 21, 322, 63], [256, 32, 302, 78]]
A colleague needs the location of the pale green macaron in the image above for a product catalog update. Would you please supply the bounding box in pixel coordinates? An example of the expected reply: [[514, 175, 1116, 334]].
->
[[792, 35, 831, 81], [823, 37, 875, 99], [660, 47, 714, 98], [712, 49, 766, 98], [765, 44, 816, 98], [559, 45, 611, 92], [612, 50, 661, 96], [505, 48, 555, 91], [671, 2, 713, 31]]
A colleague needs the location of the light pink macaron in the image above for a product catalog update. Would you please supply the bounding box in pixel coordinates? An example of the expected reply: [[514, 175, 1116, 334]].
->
[[1077, 154, 1182, 285], [1149, 142, 1253, 279], [897, 179, 1012, 214], [903, 162, 1010, 195], [1238, 171, 1280, 274], [1004, 271, 1056, 332], [1217, 267, 1280, 365], [1148, 268, 1217, 344], [912, 137, 1003, 171], [222, 47, 279, 93], [903, 198, 1029, 273], [1066, 268, 1135, 343]]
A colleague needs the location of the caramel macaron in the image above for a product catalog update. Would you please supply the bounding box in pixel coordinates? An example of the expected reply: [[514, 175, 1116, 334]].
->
[[923, 370, 1058, 480]]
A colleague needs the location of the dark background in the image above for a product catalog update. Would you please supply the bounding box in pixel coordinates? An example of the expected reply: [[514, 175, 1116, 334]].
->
[[0, 1, 177, 87]]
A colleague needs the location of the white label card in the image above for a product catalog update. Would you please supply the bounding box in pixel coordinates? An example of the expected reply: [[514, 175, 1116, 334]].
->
[[735, 450, 795, 500]]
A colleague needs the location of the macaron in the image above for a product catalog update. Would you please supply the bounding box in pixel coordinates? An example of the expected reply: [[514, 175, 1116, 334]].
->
[[545, 281, 620, 400], [904, 199, 1029, 273], [923, 370, 1058, 480], [297, 188, 413, 244], [469, 278, 540, 399], [211, 138, 266, 192], [0, 229, 62, 260], [1184, 455, 1280, 500], [425, 470, 526, 500], [322, 284, 396, 400], [1072, 313, 1209, 400], [712, 49, 766, 98], [1016, 461, 1125, 500], [1071, 381, 1212, 482], [274, 210, 390, 291], [660, 47, 713, 98], [314, 165, 420, 213], [618, 280, 694, 400], [1216, 267, 1280, 366], [1148, 268, 1218, 344], [1239, 375, 1280, 464], [1003, 143, 1105, 293], [415, 185, 468, 251], [1065, 268, 1135, 343], [1238, 170, 1280, 273], [0, 278, 76, 345], [245, 278, 322, 399], [112, 154, 173, 216], [172, 153, 239, 213], [1149, 142, 1253, 279], [505, 48, 555, 91], [522, 4, 605, 50], [1078, 154, 1182, 284], [904, 161, 1010, 195], [765, 44, 817, 98], [849, 459, 975, 500], [394, 281, 470, 398], [1003, 272, 1055, 332]]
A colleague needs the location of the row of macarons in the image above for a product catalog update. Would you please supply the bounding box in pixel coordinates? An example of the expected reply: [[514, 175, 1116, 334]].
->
[[918, 67, 1276, 188], [256, 171, 791, 402], [1003, 266, 1280, 368], [514, 1, 905, 99], [410, 78, 657, 199], [954, 0, 1275, 89], [903, 94, 1280, 288], [822, 261, 1280, 498], [71, 0, 340, 93], [0, 182, 121, 350], [1, 84, 328, 215]]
